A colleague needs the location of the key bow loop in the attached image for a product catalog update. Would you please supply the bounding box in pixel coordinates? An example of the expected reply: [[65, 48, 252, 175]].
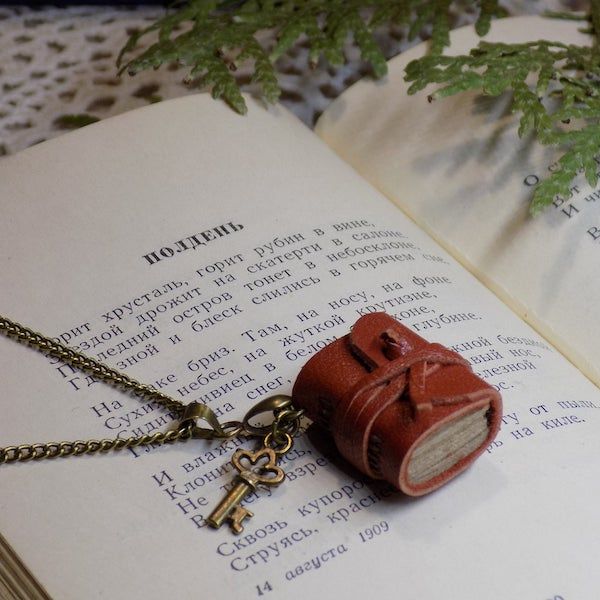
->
[[232, 448, 285, 486]]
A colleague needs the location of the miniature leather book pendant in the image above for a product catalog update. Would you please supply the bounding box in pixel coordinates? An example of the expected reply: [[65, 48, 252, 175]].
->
[[292, 312, 502, 496]]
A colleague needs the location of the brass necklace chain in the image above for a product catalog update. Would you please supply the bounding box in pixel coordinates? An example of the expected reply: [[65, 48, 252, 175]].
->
[[0, 315, 302, 465]]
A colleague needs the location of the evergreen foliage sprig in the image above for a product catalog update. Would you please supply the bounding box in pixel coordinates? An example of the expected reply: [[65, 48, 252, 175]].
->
[[119, 1, 600, 212], [117, 0, 505, 114], [405, 9, 600, 213]]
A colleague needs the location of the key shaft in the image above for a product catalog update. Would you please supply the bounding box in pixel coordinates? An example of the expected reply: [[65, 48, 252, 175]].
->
[[207, 477, 254, 532], [207, 446, 286, 534]]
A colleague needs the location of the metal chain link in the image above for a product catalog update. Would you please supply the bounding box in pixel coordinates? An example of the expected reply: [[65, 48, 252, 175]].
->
[[0, 315, 186, 414], [0, 315, 196, 464], [0, 315, 304, 465], [0, 427, 192, 465]]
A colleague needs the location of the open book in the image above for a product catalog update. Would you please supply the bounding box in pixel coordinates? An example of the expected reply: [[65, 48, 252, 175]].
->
[[1, 15, 599, 600]]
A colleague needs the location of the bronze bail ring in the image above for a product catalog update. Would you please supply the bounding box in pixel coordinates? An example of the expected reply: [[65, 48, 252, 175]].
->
[[242, 394, 295, 437]]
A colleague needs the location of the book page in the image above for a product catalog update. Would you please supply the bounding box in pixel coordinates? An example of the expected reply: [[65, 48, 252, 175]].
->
[[1, 94, 600, 600], [316, 16, 600, 386]]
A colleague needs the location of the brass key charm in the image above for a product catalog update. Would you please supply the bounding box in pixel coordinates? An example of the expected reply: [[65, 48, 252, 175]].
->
[[207, 446, 285, 534]]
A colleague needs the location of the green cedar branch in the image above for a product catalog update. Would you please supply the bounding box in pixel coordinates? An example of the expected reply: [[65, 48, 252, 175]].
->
[[119, 2, 600, 212], [118, 0, 503, 113], [405, 10, 600, 213]]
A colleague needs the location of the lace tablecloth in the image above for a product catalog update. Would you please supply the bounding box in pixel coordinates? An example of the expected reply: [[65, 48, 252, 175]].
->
[[0, 2, 578, 155]]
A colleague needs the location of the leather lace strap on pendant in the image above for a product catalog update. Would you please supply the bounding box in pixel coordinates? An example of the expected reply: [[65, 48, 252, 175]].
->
[[332, 345, 469, 479]]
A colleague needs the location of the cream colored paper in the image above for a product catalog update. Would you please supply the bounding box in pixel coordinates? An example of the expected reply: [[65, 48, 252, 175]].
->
[[1, 93, 600, 600], [317, 16, 600, 385]]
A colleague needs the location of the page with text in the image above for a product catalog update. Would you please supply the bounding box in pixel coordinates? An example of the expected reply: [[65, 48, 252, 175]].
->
[[317, 16, 600, 386], [1, 94, 599, 599]]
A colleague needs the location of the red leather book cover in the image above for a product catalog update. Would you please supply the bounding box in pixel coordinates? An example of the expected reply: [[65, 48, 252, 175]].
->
[[292, 312, 502, 495]]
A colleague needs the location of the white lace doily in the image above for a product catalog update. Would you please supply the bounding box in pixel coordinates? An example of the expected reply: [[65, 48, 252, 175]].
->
[[0, 2, 580, 155]]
